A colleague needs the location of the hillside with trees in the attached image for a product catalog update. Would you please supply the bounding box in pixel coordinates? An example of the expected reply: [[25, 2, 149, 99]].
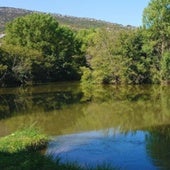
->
[[0, 7, 32, 33], [0, 7, 132, 33], [0, 0, 169, 87], [81, 0, 170, 85]]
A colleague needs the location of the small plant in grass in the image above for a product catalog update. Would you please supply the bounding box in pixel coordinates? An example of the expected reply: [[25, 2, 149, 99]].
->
[[0, 126, 48, 153]]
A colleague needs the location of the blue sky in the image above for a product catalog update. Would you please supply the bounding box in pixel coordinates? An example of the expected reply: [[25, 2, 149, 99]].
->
[[0, 0, 150, 26]]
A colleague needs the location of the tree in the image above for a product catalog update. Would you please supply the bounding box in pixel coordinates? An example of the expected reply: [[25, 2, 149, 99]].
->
[[143, 0, 170, 83], [143, 0, 170, 55], [0, 48, 8, 85], [118, 29, 153, 84], [0, 45, 42, 86], [161, 51, 170, 83], [2, 13, 86, 85], [81, 28, 154, 85], [83, 28, 124, 84], [5, 13, 59, 53]]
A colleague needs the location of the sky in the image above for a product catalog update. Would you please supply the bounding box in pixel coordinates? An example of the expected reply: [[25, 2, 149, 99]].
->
[[0, 0, 150, 26]]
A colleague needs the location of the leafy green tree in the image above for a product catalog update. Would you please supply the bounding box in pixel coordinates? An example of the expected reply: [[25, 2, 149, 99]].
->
[[143, 0, 170, 83], [143, 0, 170, 55], [81, 0, 170, 85], [118, 29, 153, 84], [82, 28, 126, 85], [46, 26, 86, 81], [2, 13, 86, 85], [81, 28, 153, 85], [76, 29, 97, 53], [5, 13, 59, 53], [0, 45, 41, 86], [161, 51, 170, 83]]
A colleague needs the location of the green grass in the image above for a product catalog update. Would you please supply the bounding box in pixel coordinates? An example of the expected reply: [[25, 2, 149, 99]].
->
[[0, 127, 117, 170], [0, 127, 48, 153]]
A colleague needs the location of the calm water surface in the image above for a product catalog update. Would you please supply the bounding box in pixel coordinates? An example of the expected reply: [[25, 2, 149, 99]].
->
[[0, 82, 170, 169]]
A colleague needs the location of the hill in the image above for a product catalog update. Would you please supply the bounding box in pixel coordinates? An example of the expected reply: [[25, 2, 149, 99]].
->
[[0, 7, 32, 33], [0, 7, 134, 33]]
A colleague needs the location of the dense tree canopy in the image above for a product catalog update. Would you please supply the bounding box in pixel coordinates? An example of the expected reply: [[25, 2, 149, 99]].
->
[[143, 0, 170, 56], [81, 0, 170, 85], [0, 13, 86, 86], [142, 0, 170, 83], [81, 28, 155, 85], [0, 0, 170, 86]]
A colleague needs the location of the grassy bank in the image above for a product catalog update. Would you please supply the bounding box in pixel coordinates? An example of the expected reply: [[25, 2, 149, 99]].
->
[[0, 127, 48, 153], [0, 127, 116, 170]]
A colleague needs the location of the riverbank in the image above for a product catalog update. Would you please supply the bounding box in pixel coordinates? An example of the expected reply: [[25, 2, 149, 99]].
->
[[0, 127, 116, 170]]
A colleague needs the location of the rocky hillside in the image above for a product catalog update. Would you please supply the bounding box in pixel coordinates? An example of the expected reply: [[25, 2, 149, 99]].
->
[[0, 7, 32, 32], [0, 7, 134, 33]]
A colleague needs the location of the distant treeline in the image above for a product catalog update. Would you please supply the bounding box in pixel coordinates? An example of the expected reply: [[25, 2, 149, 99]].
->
[[0, 0, 169, 86]]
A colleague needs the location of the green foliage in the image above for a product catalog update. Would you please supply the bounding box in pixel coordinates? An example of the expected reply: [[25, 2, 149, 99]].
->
[[0, 13, 86, 86], [0, 44, 42, 85], [161, 51, 170, 83], [142, 0, 170, 83], [118, 29, 154, 84], [143, 0, 170, 54], [81, 67, 93, 85], [82, 28, 125, 84], [81, 28, 155, 85], [80, 0, 170, 85], [76, 29, 97, 52], [5, 13, 59, 51], [1, 1, 170, 86], [143, 0, 170, 29]]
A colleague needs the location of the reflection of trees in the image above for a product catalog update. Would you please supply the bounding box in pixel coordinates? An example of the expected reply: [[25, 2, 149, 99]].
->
[[1, 83, 170, 140], [32, 91, 83, 111], [81, 84, 161, 102], [0, 94, 17, 119], [78, 85, 170, 133], [146, 125, 170, 170], [0, 83, 83, 120], [0, 83, 85, 137], [81, 84, 170, 169], [0, 104, 85, 137]]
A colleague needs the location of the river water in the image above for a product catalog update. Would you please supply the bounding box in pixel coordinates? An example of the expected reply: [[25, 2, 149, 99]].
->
[[0, 82, 170, 169]]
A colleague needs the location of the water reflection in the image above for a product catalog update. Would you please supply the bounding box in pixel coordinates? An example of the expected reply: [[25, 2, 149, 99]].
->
[[0, 84, 170, 136], [0, 83, 170, 169], [146, 125, 170, 170], [0, 82, 83, 119], [46, 125, 170, 169], [0, 82, 84, 136], [46, 129, 156, 169]]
